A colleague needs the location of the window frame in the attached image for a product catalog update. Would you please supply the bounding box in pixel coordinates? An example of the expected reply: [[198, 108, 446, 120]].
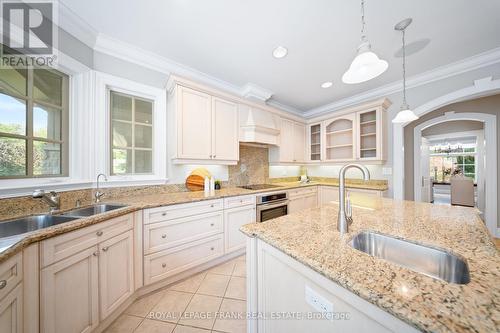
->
[[109, 90, 154, 176], [0, 67, 69, 179]]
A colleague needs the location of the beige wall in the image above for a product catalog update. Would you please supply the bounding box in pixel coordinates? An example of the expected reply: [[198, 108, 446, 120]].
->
[[404, 94, 500, 222]]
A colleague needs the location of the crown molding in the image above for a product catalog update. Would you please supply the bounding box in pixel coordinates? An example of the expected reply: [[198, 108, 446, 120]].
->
[[240, 83, 274, 102], [59, 2, 98, 48], [266, 99, 304, 117], [304, 47, 500, 118]]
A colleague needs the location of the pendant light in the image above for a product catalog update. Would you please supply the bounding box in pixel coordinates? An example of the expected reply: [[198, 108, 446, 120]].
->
[[342, 0, 388, 84], [392, 18, 419, 123]]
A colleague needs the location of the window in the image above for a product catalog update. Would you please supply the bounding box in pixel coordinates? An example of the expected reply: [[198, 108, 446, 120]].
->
[[0, 66, 69, 178], [110, 91, 153, 175], [429, 138, 477, 183]]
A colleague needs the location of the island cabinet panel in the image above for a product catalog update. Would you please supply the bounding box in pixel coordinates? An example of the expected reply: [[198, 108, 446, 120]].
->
[[0, 283, 23, 333], [248, 239, 420, 333]]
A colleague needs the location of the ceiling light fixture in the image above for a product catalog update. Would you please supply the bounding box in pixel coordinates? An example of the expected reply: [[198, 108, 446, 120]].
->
[[342, 0, 388, 84], [321, 81, 333, 88], [392, 18, 419, 123], [272, 46, 288, 59]]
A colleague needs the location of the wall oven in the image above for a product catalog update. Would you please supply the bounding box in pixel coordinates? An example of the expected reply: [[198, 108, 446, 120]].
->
[[256, 192, 289, 222]]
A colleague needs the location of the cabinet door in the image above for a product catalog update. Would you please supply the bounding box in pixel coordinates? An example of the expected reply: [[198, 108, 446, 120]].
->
[[212, 97, 239, 161], [279, 118, 295, 162], [0, 283, 23, 333], [324, 114, 356, 161], [303, 193, 318, 209], [293, 122, 306, 163], [288, 196, 304, 214], [356, 109, 380, 160], [224, 205, 255, 253], [41, 247, 99, 333], [320, 186, 339, 205], [177, 86, 212, 159], [99, 230, 134, 320]]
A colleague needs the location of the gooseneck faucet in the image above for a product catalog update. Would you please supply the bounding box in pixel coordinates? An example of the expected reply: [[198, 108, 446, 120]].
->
[[32, 189, 60, 213], [338, 164, 370, 234], [95, 173, 108, 203]]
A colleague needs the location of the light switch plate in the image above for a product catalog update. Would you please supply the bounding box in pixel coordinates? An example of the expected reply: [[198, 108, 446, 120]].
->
[[305, 285, 333, 314]]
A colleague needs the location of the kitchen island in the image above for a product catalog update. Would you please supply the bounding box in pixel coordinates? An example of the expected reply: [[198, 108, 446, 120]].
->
[[241, 198, 500, 333]]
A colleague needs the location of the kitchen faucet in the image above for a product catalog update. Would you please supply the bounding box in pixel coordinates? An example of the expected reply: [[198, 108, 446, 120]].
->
[[32, 189, 60, 213], [337, 164, 370, 234], [95, 173, 108, 203]]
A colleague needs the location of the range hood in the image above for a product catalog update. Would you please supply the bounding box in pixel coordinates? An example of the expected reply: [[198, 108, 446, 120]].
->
[[239, 105, 280, 146]]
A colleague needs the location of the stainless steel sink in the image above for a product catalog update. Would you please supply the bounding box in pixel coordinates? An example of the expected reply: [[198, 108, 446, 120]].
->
[[62, 204, 127, 217], [349, 231, 470, 284], [0, 215, 79, 238]]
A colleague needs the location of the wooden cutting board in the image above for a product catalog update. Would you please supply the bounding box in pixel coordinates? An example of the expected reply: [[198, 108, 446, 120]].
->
[[185, 168, 211, 191]]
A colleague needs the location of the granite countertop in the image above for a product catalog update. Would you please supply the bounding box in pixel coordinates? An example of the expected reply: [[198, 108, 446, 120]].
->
[[0, 181, 385, 264], [240, 198, 500, 333]]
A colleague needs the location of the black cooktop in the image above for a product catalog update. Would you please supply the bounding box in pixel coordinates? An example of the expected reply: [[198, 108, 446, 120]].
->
[[238, 184, 282, 190]]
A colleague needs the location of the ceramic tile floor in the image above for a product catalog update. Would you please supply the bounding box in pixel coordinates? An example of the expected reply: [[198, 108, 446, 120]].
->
[[105, 255, 247, 333]]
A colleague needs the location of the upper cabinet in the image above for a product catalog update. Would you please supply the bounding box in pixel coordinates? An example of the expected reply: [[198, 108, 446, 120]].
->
[[269, 118, 306, 164], [307, 98, 390, 164], [168, 84, 239, 165]]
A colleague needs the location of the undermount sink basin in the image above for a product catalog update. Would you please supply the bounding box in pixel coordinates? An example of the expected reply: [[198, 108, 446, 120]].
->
[[0, 215, 79, 238], [62, 204, 127, 217], [349, 231, 470, 284]]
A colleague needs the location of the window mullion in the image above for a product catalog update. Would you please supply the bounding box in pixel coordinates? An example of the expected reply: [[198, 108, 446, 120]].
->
[[26, 68, 34, 177]]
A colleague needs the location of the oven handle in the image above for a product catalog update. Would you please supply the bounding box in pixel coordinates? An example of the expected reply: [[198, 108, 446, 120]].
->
[[257, 199, 289, 210]]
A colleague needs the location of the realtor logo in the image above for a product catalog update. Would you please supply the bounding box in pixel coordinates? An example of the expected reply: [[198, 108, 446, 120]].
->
[[1, 0, 58, 67]]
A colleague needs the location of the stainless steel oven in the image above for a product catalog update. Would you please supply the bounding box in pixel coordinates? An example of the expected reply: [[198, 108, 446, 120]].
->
[[256, 191, 289, 222]]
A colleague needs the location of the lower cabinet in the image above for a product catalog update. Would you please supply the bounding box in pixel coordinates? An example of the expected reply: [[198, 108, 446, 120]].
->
[[0, 283, 23, 333], [41, 228, 134, 333], [41, 246, 99, 333], [224, 205, 256, 253], [98, 230, 134, 319], [288, 187, 318, 214]]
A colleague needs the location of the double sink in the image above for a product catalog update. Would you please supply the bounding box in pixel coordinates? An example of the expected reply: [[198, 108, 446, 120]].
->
[[0, 204, 126, 239]]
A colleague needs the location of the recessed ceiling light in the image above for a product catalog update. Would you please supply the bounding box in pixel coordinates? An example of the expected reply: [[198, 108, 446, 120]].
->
[[321, 81, 333, 88], [272, 46, 288, 59]]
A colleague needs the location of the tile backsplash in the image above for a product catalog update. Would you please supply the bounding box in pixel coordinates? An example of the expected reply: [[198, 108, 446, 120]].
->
[[227, 145, 269, 186]]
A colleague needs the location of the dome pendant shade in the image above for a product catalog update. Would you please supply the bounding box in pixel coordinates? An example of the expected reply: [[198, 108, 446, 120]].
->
[[342, 41, 388, 84], [392, 108, 419, 123]]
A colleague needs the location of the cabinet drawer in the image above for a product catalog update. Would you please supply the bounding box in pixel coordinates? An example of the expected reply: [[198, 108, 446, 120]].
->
[[144, 199, 223, 224], [144, 211, 223, 255], [40, 213, 133, 268], [288, 186, 317, 199], [0, 252, 22, 301], [224, 195, 256, 209], [144, 234, 224, 285]]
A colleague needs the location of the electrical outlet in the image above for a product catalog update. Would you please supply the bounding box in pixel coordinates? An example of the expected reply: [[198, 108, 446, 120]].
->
[[305, 286, 333, 314]]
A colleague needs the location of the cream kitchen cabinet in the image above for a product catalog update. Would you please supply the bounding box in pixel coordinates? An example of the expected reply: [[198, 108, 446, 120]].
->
[[288, 187, 318, 214], [168, 84, 239, 164], [40, 214, 134, 333], [324, 114, 356, 162], [269, 118, 306, 163], [224, 195, 256, 253], [0, 283, 23, 333], [356, 108, 386, 161]]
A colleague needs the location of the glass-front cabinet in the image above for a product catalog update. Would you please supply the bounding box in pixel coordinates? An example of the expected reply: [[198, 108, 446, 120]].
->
[[356, 108, 384, 161], [309, 123, 321, 161]]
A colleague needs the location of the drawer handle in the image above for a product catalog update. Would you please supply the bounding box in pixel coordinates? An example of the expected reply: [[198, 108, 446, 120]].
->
[[240, 200, 243, 203], [93, 251, 99, 257], [102, 247, 108, 252], [210, 204, 214, 208], [0, 280, 6, 289], [210, 223, 214, 227], [96, 231, 103, 237], [162, 263, 166, 268], [161, 234, 167, 239], [162, 212, 167, 216], [210, 247, 215, 251]]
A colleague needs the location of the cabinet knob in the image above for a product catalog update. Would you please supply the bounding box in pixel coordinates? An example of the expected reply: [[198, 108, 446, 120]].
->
[[0, 280, 6, 289], [102, 247, 108, 252], [210, 204, 214, 208], [213, 155, 216, 158], [96, 231, 103, 236], [162, 263, 166, 268], [210, 247, 215, 251], [93, 251, 99, 257], [162, 234, 167, 239], [162, 212, 167, 216], [210, 223, 214, 227]]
